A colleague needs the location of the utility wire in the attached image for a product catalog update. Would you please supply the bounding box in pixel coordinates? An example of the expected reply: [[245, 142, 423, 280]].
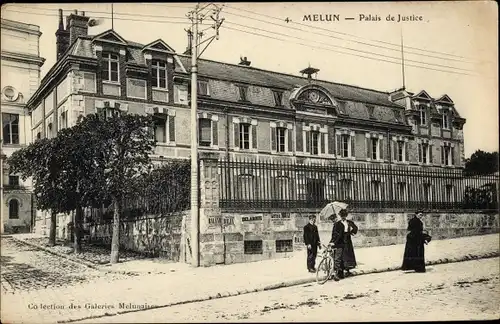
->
[[224, 4, 484, 63], [225, 21, 474, 73], [223, 25, 480, 77]]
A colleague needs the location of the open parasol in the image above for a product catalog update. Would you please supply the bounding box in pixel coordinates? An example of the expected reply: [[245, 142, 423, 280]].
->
[[318, 201, 349, 221]]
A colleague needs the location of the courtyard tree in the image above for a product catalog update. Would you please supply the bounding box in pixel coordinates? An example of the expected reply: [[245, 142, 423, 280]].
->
[[94, 111, 155, 264], [464, 150, 499, 175], [8, 137, 74, 246]]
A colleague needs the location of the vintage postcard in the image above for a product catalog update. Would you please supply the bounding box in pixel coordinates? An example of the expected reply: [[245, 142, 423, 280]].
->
[[1, 1, 498, 323]]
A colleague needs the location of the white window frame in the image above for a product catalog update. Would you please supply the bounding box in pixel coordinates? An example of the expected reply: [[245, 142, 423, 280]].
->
[[276, 127, 287, 153], [396, 140, 405, 162], [153, 117, 168, 144], [444, 145, 452, 166], [419, 105, 427, 126], [152, 60, 168, 90], [442, 112, 450, 130], [421, 143, 429, 164], [239, 123, 251, 150], [341, 134, 350, 158], [371, 137, 379, 160], [199, 118, 212, 147], [102, 53, 120, 84], [2, 113, 20, 145]]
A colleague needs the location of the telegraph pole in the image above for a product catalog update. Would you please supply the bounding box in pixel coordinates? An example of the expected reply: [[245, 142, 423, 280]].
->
[[188, 3, 224, 267]]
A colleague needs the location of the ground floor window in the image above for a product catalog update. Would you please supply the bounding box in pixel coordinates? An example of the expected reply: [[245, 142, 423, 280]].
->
[[9, 199, 19, 219], [244, 240, 263, 254], [275, 239, 293, 253]]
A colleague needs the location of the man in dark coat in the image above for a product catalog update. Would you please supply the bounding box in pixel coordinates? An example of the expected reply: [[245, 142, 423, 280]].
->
[[303, 215, 321, 273], [330, 209, 358, 281]]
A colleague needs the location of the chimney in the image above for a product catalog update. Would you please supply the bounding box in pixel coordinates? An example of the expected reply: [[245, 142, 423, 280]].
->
[[300, 66, 320, 80], [67, 10, 90, 47], [55, 9, 70, 60], [183, 29, 193, 55], [239, 56, 251, 66]]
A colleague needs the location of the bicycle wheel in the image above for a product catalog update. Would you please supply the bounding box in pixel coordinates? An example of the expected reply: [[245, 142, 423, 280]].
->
[[316, 256, 333, 285]]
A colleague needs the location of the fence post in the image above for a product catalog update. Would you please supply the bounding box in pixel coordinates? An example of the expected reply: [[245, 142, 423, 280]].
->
[[198, 152, 224, 266]]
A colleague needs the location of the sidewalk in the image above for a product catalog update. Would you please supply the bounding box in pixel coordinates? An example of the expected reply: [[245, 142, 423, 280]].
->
[[2, 233, 499, 324]]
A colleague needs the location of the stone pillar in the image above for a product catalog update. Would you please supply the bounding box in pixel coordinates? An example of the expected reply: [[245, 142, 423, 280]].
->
[[198, 152, 224, 266]]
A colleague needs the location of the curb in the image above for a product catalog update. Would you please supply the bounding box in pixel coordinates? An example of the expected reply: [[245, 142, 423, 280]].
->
[[59, 251, 500, 323], [8, 236, 136, 276]]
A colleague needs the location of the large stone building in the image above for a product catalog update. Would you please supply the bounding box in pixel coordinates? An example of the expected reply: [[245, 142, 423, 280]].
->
[[1, 18, 45, 233], [24, 11, 478, 263]]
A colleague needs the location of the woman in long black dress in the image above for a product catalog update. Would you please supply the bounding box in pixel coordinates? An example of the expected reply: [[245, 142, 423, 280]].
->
[[401, 211, 429, 273]]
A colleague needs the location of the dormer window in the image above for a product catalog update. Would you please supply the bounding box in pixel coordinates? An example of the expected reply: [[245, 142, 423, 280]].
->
[[418, 105, 427, 126], [237, 85, 248, 101], [102, 53, 119, 83], [442, 112, 450, 129], [273, 90, 283, 106], [152, 60, 167, 89], [197, 81, 209, 96]]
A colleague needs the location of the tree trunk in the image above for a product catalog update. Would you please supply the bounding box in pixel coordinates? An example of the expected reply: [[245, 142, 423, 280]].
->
[[73, 206, 83, 254], [110, 197, 120, 264], [48, 210, 57, 246]]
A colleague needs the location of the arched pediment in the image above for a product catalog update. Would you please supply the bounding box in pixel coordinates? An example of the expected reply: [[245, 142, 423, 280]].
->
[[291, 85, 338, 107]]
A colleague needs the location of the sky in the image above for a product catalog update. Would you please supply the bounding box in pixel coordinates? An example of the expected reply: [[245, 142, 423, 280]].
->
[[2, 2, 498, 158]]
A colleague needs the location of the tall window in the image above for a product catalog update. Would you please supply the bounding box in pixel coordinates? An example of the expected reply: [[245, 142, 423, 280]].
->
[[199, 118, 212, 147], [239, 123, 250, 149], [237, 85, 248, 101], [197, 81, 209, 95], [310, 131, 319, 155], [442, 145, 453, 166], [46, 123, 53, 139], [102, 53, 119, 82], [2, 113, 19, 144], [442, 113, 450, 129], [419, 143, 429, 164], [396, 141, 405, 162], [371, 138, 379, 160], [419, 105, 427, 126], [341, 134, 349, 158], [153, 117, 166, 143], [60, 111, 68, 130], [273, 90, 283, 106], [9, 199, 19, 219], [276, 127, 286, 152], [152, 60, 167, 89]]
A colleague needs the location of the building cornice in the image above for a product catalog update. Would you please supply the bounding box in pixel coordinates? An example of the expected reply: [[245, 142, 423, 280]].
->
[[1, 19, 42, 36], [1, 51, 45, 67]]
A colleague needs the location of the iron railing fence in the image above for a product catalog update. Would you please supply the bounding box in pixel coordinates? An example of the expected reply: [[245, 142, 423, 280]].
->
[[219, 158, 499, 212]]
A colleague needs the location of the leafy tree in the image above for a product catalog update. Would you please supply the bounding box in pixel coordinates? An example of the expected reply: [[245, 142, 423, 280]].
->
[[8, 138, 73, 246], [464, 150, 499, 175], [93, 112, 155, 263]]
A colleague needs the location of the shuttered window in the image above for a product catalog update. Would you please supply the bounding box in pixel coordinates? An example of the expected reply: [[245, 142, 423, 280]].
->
[[199, 118, 212, 147]]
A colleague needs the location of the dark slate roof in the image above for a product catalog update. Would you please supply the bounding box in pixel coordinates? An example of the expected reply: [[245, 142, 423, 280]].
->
[[177, 56, 402, 108], [70, 35, 403, 109]]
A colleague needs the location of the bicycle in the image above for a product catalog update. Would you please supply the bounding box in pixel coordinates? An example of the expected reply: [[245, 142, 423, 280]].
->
[[316, 243, 335, 285]]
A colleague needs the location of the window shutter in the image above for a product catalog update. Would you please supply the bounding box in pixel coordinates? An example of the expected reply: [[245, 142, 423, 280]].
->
[[328, 128, 335, 155], [168, 116, 175, 142], [451, 147, 455, 165], [366, 137, 372, 160], [305, 131, 310, 153], [379, 138, 384, 160], [441, 147, 445, 165], [418, 144, 422, 163], [350, 134, 355, 158], [287, 128, 293, 152], [429, 145, 433, 163], [252, 124, 257, 149], [212, 120, 218, 146], [320, 133, 325, 154], [234, 122, 240, 148], [405, 142, 409, 162], [296, 123, 303, 152], [271, 126, 277, 151], [336, 134, 341, 157]]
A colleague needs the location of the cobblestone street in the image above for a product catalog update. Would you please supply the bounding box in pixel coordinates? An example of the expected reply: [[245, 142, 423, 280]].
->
[[1, 237, 129, 294], [84, 258, 500, 323]]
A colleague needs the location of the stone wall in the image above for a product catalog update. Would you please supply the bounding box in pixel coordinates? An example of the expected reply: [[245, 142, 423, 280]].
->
[[88, 211, 189, 261], [202, 211, 499, 265]]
